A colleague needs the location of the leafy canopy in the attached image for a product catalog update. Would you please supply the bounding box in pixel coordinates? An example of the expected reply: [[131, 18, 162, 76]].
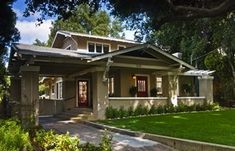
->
[[47, 4, 124, 46]]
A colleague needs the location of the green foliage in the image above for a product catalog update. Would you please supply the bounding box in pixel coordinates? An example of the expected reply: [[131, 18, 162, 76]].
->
[[105, 103, 222, 119], [150, 88, 158, 97], [129, 86, 137, 97], [39, 83, 49, 96], [98, 130, 112, 151], [0, 119, 32, 151], [127, 106, 134, 116], [47, 4, 124, 46], [118, 106, 128, 118]]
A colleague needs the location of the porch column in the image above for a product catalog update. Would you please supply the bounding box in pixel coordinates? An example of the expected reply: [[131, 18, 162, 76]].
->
[[9, 76, 21, 117], [92, 71, 108, 120], [20, 66, 40, 127], [62, 77, 76, 111], [198, 76, 214, 104], [168, 74, 179, 106]]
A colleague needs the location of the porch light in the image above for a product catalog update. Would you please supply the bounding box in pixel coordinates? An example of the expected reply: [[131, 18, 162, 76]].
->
[[132, 74, 136, 79]]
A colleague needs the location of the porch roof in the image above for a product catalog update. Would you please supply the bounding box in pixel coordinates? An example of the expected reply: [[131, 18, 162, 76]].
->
[[90, 43, 196, 70], [12, 43, 91, 59]]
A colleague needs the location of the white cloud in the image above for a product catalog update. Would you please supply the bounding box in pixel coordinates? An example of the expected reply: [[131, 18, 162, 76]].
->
[[16, 20, 53, 44], [124, 29, 135, 40]]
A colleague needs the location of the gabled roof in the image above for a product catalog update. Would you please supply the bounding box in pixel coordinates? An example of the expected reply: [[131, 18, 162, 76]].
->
[[12, 43, 91, 59], [90, 43, 196, 70], [52, 30, 140, 48]]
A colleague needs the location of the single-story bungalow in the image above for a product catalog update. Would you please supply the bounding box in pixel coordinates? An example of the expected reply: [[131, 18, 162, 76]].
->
[[8, 31, 213, 125]]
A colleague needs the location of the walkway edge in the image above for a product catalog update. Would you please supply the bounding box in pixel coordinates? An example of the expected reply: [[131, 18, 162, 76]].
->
[[82, 121, 235, 151]]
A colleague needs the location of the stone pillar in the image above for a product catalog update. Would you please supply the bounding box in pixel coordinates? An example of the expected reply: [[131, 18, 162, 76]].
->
[[168, 74, 179, 106], [9, 76, 21, 117], [92, 71, 108, 120], [20, 66, 40, 127], [198, 76, 214, 104]]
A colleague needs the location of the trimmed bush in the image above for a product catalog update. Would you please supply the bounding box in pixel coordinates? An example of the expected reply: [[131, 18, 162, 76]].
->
[[105, 103, 222, 119], [0, 119, 32, 151]]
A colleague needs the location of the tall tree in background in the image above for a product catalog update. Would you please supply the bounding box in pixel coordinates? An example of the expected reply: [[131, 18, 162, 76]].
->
[[0, 0, 20, 102], [47, 4, 124, 46]]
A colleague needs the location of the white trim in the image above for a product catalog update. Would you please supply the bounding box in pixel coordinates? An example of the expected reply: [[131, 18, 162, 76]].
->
[[178, 96, 206, 99], [87, 41, 111, 53], [64, 45, 72, 50], [109, 97, 168, 100], [57, 30, 140, 44]]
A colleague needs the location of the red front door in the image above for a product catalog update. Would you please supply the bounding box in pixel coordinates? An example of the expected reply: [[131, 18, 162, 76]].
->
[[78, 80, 89, 107], [136, 76, 148, 97]]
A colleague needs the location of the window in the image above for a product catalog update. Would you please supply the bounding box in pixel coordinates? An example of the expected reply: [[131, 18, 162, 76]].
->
[[156, 76, 162, 94], [108, 77, 114, 96], [88, 43, 95, 52], [51, 85, 55, 93], [118, 45, 126, 50], [103, 44, 110, 53], [96, 44, 102, 53], [56, 82, 63, 99], [87, 42, 110, 53]]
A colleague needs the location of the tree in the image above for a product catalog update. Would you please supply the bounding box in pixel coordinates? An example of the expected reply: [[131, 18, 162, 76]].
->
[[47, 4, 124, 46], [33, 39, 47, 46], [24, 0, 235, 40], [0, 0, 20, 102]]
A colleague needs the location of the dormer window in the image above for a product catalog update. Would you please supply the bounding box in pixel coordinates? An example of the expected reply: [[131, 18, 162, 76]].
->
[[118, 45, 126, 50], [87, 42, 110, 53]]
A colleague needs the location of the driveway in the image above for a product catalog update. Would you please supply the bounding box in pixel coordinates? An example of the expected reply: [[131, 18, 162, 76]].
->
[[40, 117, 176, 151]]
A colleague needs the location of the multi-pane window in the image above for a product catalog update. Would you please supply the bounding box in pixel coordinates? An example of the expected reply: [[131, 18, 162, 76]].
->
[[87, 42, 110, 53], [88, 43, 95, 52], [108, 77, 114, 96], [56, 82, 63, 99], [103, 44, 110, 53], [156, 76, 162, 94], [137, 80, 146, 92]]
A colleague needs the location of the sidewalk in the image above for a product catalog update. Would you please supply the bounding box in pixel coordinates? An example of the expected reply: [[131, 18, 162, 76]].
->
[[40, 117, 176, 151]]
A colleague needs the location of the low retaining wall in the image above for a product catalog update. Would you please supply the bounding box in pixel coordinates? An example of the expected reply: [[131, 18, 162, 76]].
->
[[109, 97, 168, 109], [109, 96, 207, 109], [39, 99, 63, 115], [178, 97, 206, 106]]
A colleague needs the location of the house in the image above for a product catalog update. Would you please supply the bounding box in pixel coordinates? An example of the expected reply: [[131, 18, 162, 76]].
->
[[8, 31, 214, 125]]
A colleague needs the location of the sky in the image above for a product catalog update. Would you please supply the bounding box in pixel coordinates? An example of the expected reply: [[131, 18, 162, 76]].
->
[[13, 0, 135, 45]]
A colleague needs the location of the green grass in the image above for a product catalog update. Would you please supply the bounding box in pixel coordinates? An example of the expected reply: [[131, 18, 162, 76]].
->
[[99, 109, 235, 146]]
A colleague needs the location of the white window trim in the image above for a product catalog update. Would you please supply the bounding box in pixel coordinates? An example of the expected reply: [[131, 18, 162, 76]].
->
[[87, 41, 111, 53], [117, 44, 126, 50]]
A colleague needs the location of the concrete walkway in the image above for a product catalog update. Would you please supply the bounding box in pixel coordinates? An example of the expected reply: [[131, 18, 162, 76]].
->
[[40, 117, 176, 151]]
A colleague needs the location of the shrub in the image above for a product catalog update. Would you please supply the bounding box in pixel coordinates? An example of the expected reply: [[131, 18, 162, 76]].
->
[[134, 104, 145, 116], [149, 105, 157, 114], [156, 105, 166, 114], [150, 88, 158, 97], [35, 130, 79, 151], [129, 86, 138, 97], [0, 119, 32, 151], [105, 106, 114, 119], [119, 106, 128, 118], [127, 106, 134, 116], [98, 130, 112, 151]]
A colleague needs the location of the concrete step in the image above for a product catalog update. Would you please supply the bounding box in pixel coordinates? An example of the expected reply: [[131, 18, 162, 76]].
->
[[55, 107, 95, 121]]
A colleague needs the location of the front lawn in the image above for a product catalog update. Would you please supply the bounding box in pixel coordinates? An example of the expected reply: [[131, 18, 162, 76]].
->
[[99, 109, 235, 146]]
